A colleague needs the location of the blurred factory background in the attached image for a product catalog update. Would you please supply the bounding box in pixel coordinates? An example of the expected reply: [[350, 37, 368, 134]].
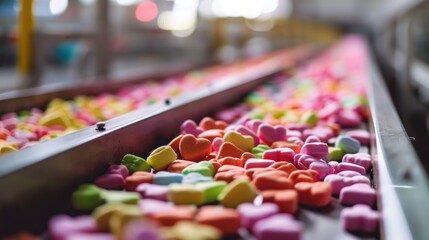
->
[[0, 0, 429, 162]]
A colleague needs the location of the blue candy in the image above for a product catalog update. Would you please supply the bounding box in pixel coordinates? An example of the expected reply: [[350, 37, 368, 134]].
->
[[182, 172, 214, 184], [335, 135, 360, 154], [153, 171, 184, 185]]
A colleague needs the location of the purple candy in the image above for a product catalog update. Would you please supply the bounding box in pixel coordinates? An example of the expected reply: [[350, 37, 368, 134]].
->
[[138, 199, 174, 215], [343, 153, 372, 170], [337, 162, 366, 175], [94, 173, 125, 190], [136, 183, 169, 201], [305, 136, 321, 143], [324, 174, 370, 195], [340, 183, 376, 206], [253, 214, 302, 240], [180, 120, 204, 137], [341, 204, 380, 234], [337, 170, 362, 178], [237, 203, 279, 230], [309, 161, 334, 180], [345, 130, 370, 145], [123, 220, 161, 240], [106, 165, 129, 179], [49, 215, 97, 240]]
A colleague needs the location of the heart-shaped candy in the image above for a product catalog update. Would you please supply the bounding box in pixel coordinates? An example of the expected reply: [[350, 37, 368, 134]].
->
[[257, 124, 287, 146], [223, 131, 254, 152], [180, 119, 204, 137], [237, 203, 279, 230], [179, 134, 212, 162]]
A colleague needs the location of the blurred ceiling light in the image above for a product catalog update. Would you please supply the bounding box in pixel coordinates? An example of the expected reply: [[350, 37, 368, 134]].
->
[[158, 11, 196, 31], [135, 1, 158, 22], [172, 25, 196, 38], [49, 0, 68, 15], [210, 0, 279, 19], [117, 0, 140, 6]]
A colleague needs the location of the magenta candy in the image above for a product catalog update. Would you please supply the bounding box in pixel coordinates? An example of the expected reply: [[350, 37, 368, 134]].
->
[[253, 214, 302, 240], [94, 173, 125, 190], [343, 153, 372, 170], [244, 158, 276, 169], [107, 165, 129, 179], [294, 154, 320, 170], [324, 174, 370, 195], [300, 142, 329, 159], [49, 215, 97, 240], [287, 137, 304, 146], [318, 102, 342, 120], [337, 162, 366, 175], [263, 148, 295, 163], [257, 124, 287, 146], [180, 120, 204, 137], [286, 123, 309, 132], [341, 204, 380, 234], [303, 129, 329, 143], [340, 183, 376, 206], [237, 203, 279, 230], [136, 183, 169, 201], [338, 170, 363, 178], [333, 110, 362, 128]]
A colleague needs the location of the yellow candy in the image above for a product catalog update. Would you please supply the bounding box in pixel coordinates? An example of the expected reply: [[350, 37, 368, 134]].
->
[[92, 203, 127, 232], [223, 131, 254, 152], [217, 178, 257, 208], [147, 145, 177, 171], [109, 205, 143, 240], [173, 221, 221, 240], [168, 184, 205, 205], [0, 143, 18, 155], [39, 110, 72, 128]]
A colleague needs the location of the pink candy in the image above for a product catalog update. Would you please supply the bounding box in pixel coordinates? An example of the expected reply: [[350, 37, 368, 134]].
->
[[336, 162, 366, 175], [136, 183, 169, 201], [324, 174, 370, 195], [244, 158, 276, 169], [263, 148, 295, 162], [235, 125, 259, 146], [343, 153, 372, 170], [300, 142, 329, 160], [340, 183, 376, 206], [341, 204, 380, 234], [253, 214, 302, 240], [345, 130, 370, 145], [180, 120, 204, 137], [237, 203, 279, 230], [49, 215, 97, 240], [257, 124, 287, 146]]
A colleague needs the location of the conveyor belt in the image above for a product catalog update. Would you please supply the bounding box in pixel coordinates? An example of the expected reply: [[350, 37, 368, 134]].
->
[[0, 38, 428, 240]]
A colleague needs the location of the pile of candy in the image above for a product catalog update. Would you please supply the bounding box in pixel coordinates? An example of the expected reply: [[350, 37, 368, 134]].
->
[[46, 36, 379, 240], [0, 48, 305, 156]]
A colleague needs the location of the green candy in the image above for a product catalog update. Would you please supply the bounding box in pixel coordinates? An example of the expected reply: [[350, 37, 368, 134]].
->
[[196, 181, 227, 203], [329, 147, 343, 161], [301, 111, 319, 127], [182, 161, 215, 177], [72, 184, 105, 210], [102, 190, 140, 204], [121, 154, 151, 174], [251, 144, 271, 158]]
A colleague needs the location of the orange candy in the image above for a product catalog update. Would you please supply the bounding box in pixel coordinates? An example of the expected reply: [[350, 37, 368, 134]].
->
[[179, 134, 212, 162], [216, 142, 244, 160], [151, 206, 196, 226], [195, 206, 241, 235], [240, 152, 255, 165], [275, 190, 299, 214], [252, 170, 293, 191], [295, 182, 332, 207], [245, 168, 276, 180], [198, 129, 224, 142], [125, 171, 153, 191], [214, 170, 245, 183], [217, 157, 243, 167], [167, 160, 195, 173], [199, 117, 228, 131], [168, 135, 183, 158], [288, 170, 318, 186], [271, 141, 301, 154], [269, 161, 296, 175]]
